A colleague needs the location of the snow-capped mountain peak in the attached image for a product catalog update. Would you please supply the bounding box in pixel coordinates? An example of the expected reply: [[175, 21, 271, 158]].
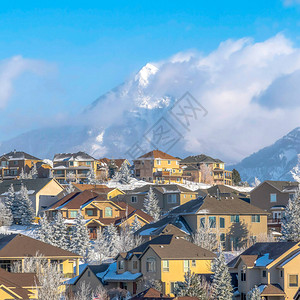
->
[[134, 63, 159, 87]]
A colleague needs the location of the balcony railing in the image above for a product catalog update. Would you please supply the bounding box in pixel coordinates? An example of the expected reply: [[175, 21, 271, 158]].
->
[[154, 171, 181, 177], [267, 218, 282, 224]]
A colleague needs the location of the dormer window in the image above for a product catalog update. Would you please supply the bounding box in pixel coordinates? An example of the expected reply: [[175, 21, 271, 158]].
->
[[132, 261, 138, 270], [118, 260, 124, 270], [105, 207, 113, 217], [146, 257, 156, 272]]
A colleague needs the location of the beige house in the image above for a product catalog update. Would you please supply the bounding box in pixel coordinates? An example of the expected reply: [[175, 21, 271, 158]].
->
[[229, 241, 300, 300], [0, 178, 64, 216], [121, 184, 198, 213]]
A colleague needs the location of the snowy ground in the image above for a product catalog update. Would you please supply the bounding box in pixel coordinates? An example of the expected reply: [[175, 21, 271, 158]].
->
[[106, 178, 150, 190], [0, 224, 39, 238]]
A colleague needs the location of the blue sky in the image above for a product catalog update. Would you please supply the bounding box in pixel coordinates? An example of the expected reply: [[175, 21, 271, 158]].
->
[[1, 0, 300, 140]]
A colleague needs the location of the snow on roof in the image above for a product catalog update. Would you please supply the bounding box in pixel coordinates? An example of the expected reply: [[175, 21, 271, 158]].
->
[[1, 190, 35, 196], [279, 251, 300, 267], [255, 253, 273, 267], [96, 262, 142, 282], [139, 227, 158, 236]]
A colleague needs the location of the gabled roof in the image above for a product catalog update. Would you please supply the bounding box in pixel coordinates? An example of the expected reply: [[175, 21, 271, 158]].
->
[[0, 234, 80, 258], [228, 242, 298, 268], [257, 180, 298, 193], [0, 151, 40, 161], [72, 183, 110, 191], [137, 150, 178, 160], [180, 154, 223, 164], [170, 194, 267, 215], [127, 184, 195, 195], [259, 284, 285, 296], [0, 178, 62, 197], [131, 287, 172, 300], [53, 151, 95, 162]]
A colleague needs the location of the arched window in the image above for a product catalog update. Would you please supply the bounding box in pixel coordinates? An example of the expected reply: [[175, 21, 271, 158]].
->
[[146, 257, 156, 272], [105, 207, 112, 217]]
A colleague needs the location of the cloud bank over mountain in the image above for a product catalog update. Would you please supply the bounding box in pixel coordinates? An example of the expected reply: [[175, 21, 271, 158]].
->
[[1, 34, 300, 163]]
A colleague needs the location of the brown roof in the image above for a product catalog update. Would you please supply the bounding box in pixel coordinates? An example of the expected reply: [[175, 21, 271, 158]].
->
[[0, 234, 80, 258], [147, 236, 216, 259], [160, 224, 188, 237], [240, 255, 258, 268], [131, 287, 171, 300], [137, 150, 178, 160], [73, 183, 110, 191], [261, 284, 285, 296]]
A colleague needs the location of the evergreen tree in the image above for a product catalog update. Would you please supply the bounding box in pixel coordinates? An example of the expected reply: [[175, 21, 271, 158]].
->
[[70, 211, 90, 258], [247, 285, 261, 300], [86, 167, 98, 185], [0, 201, 13, 226], [232, 169, 241, 185], [130, 216, 142, 233], [104, 224, 120, 256], [38, 215, 53, 244], [115, 163, 131, 184], [211, 249, 233, 300], [281, 191, 300, 242], [4, 184, 15, 212], [19, 168, 26, 179], [143, 186, 161, 222], [64, 181, 75, 195], [174, 271, 208, 300], [192, 221, 219, 251], [30, 163, 38, 179], [18, 184, 35, 225], [52, 212, 70, 250]]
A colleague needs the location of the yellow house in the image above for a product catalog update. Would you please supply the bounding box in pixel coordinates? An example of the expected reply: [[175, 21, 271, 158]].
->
[[0, 268, 39, 299], [229, 241, 300, 300], [135, 195, 269, 251], [113, 234, 216, 296], [134, 150, 183, 184], [0, 234, 81, 278]]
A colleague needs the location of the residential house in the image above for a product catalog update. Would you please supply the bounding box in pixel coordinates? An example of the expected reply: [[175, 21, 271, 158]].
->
[[70, 234, 216, 296], [180, 154, 232, 185], [133, 150, 183, 184], [0, 151, 41, 180], [0, 178, 64, 216], [121, 184, 198, 212], [0, 268, 39, 299], [100, 158, 131, 178], [136, 195, 268, 251], [0, 234, 81, 278], [228, 241, 300, 300], [46, 190, 153, 239], [250, 180, 299, 232], [52, 152, 105, 184]]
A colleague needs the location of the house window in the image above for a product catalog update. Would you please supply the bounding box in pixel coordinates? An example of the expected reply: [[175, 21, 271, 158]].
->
[[146, 258, 156, 272], [220, 233, 226, 248], [192, 260, 196, 267], [241, 270, 246, 281], [200, 217, 205, 228], [183, 260, 190, 272], [132, 261, 138, 270], [70, 211, 78, 218], [262, 270, 267, 278], [251, 215, 260, 223], [162, 260, 169, 272], [14, 161, 18, 165], [70, 162, 74, 166], [289, 275, 298, 287], [131, 196, 137, 203], [156, 160, 161, 165], [170, 282, 176, 294], [270, 193, 277, 202], [105, 207, 112, 217], [220, 217, 225, 228], [167, 194, 177, 204], [241, 293, 246, 300], [118, 260, 124, 270], [168, 160, 171, 165], [231, 215, 240, 223], [86, 162, 91, 166], [280, 270, 283, 277], [86, 209, 96, 216], [177, 178, 180, 182], [209, 216, 216, 228], [88, 271, 91, 277]]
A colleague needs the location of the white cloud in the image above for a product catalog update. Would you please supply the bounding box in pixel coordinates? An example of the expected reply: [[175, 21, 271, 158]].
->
[[0, 55, 50, 109], [283, 0, 300, 6]]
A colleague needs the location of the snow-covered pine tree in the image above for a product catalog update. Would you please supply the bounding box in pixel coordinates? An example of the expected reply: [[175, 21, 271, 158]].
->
[[86, 167, 98, 185], [17, 184, 35, 226], [64, 181, 75, 195], [94, 229, 111, 263], [4, 184, 15, 212], [19, 168, 26, 179], [192, 220, 218, 251], [38, 215, 53, 245], [30, 163, 38, 179], [281, 191, 300, 242], [70, 211, 90, 259], [52, 212, 70, 250], [174, 271, 208, 300], [247, 285, 261, 300], [143, 186, 161, 222], [118, 225, 142, 253], [0, 201, 13, 226], [211, 249, 233, 300], [130, 216, 142, 233], [115, 163, 131, 184], [104, 223, 120, 257]]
